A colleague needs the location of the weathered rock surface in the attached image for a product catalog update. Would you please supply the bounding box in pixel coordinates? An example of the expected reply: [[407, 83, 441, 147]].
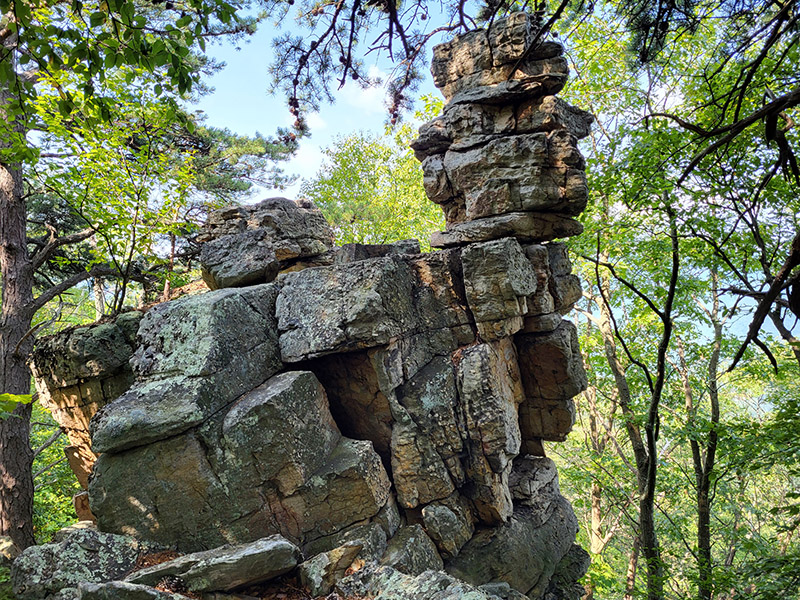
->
[[461, 238, 537, 339], [415, 10, 591, 250], [78, 581, 190, 600], [90, 372, 390, 552], [90, 285, 282, 454], [337, 565, 500, 600], [29, 312, 142, 481], [430, 213, 583, 248], [445, 500, 578, 599], [276, 256, 417, 362], [297, 541, 363, 596], [544, 544, 591, 600], [11, 526, 160, 600], [431, 13, 566, 102], [380, 525, 444, 576], [199, 198, 333, 290], [126, 535, 300, 592]]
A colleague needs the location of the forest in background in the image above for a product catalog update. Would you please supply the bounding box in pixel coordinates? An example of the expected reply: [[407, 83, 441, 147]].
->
[[1, 1, 798, 599]]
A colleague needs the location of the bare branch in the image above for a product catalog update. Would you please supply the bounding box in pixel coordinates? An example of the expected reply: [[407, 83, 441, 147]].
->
[[32, 429, 64, 460]]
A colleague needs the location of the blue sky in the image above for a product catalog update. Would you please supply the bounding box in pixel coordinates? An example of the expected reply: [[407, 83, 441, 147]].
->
[[194, 19, 441, 199]]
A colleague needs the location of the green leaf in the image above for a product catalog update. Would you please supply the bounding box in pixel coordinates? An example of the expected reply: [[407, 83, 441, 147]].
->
[[0, 393, 33, 419], [89, 11, 106, 27]]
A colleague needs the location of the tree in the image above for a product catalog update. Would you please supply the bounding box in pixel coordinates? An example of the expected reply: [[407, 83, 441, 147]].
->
[[300, 104, 443, 248]]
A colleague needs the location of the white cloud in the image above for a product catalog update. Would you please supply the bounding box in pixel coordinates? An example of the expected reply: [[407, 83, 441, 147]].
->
[[338, 65, 389, 115], [306, 112, 328, 130]]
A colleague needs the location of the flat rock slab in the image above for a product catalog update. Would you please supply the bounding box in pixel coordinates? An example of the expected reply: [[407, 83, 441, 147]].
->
[[78, 581, 191, 599], [126, 535, 300, 592], [431, 213, 583, 248]]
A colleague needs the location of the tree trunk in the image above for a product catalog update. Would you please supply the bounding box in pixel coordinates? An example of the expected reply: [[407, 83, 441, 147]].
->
[[624, 536, 641, 600], [0, 78, 36, 549]]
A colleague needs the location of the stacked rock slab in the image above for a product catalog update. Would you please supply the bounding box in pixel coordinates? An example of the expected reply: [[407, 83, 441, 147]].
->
[[24, 12, 592, 600]]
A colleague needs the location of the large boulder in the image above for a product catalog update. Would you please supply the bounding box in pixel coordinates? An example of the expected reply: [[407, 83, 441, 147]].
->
[[29, 311, 142, 482], [276, 256, 418, 362], [90, 371, 391, 552], [90, 285, 283, 454], [199, 197, 333, 290]]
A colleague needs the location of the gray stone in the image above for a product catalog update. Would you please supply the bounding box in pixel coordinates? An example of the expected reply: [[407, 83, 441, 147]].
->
[[509, 456, 562, 526], [551, 274, 582, 314], [90, 373, 389, 553], [407, 250, 473, 332], [431, 212, 583, 248], [29, 312, 142, 453], [421, 494, 475, 558], [461, 238, 537, 339], [279, 437, 392, 543], [413, 97, 591, 163], [334, 240, 421, 263], [523, 244, 555, 317], [456, 339, 524, 524], [546, 243, 572, 276], [297, 541, 363, 596], [200, 230, 280, 290], [543, 544, 590, 600], [431, 13, 566, 101], [445, 500, 578, 598], [11, 527, 160, 600], [30, 314, 141, 388], [391, 416, 456, 509], [441, 132, 587, 222], [276, 256, 417, 362], [516, 321, 588, 401], [127, 536, 300, 592], [338, 565, 497, 600], [479, 582, 530, 600], [220, 371, 341, 496], [198, 197, 333, 290], [518, 398, 576, 443], [381, 525, 444, 576], [522, 314, 564, 333], [302, 521, 388, 563], [90, 285, 282, 454], [78, 581, 191, 600], [391, 356, 465, 508]]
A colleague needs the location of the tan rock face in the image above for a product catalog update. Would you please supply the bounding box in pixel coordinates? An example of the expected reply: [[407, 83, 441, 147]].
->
[[29, 12, 594, 600]]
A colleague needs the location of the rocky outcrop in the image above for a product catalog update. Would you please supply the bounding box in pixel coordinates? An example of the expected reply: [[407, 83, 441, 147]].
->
[[23, 11, 591, 600], [412, 13, 592, 247]]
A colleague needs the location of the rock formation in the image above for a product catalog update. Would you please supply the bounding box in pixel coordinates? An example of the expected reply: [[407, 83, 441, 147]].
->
[[18, 12, 593, 600]]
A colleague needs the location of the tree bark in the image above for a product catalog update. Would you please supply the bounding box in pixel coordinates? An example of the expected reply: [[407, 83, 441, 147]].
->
[[0, 76, 36, 549]]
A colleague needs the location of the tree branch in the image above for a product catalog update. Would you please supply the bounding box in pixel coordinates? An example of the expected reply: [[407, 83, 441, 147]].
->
[[30, 227, 95, 273]]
